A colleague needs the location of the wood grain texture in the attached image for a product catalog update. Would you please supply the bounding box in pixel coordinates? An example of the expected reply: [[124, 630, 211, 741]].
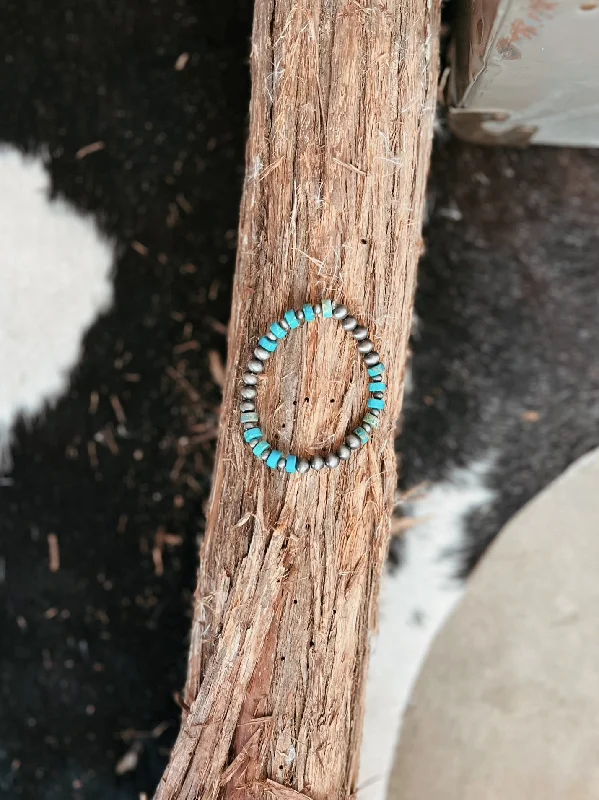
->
[[154, 0, 440, 798]]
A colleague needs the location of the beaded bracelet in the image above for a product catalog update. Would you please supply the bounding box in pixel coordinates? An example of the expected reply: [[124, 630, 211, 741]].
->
[[239, 299, 386, 473]]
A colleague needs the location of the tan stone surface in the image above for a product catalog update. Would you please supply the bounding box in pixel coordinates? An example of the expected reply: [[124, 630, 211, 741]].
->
[[389, 448, 599, 799]]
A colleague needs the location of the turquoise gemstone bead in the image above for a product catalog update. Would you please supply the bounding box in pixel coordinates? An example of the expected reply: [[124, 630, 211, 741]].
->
[[368, 363, 385, 377], [368, 398, 385, 411], [270, 322, 287, 339], [285, 455, 297, 473], [259, 336, 277, 352], [266, 449, 282, 469], [253, 440, 270, 457], [240, 412, 259, 424], [284, 310, 300, 329], [303, 304, 315, 322], [363, 412, 380, 429], [244, 427, 262, 443], [369, 382, 387, 392], [322, 299, 333, 318], [355, 426, 369, 445]]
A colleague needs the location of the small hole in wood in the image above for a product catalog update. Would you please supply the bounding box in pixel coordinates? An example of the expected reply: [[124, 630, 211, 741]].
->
[[304, 397, 309, 403], [293, 400, 297, 406], [281, 423, 285, 429], [360, 238, 367, 245], [476, 17, 484, 44], [330, 398, 335, 403]]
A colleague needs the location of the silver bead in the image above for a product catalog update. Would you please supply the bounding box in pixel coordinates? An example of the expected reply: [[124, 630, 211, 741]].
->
[[353, 325, 368, 340], [314, 304, 322, 316], [333, 304, 348, 319], [337, 444, 351, 460], [373, 391, 384, 399], [241, 386, 257, 400], [357, 338, 374, 353], [342, 316, 357, 331], [240, 401, 255, 412], [297, 458, 310, 474], [296, 310, 305, 323], [248, 359, 264, 373], [369, 407, 381, 417], [254, 346, 270, 361], [364, 351, 380, 366], [277, 458, 286, 471], [345, 433, 361, 450], [260, 448, 271, 461], [243, 372, 258, 385], [325, 453, 340, 469], [362, 422, 372, 434], [310, 455, 325, 470], [266, 331, 277, 341], [243, 422, 256, 430], [280, 319, 290, 331]]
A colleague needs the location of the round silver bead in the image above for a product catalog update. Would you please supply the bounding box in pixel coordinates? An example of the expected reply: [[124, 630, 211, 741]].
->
[[373, 391, 384, 399], [280, 319, 290, 331], [325, 453, 340, 469], [277, 458, 286, 471], [247, 359, 264, 374], [337, 444, 351, 460], [357, 338, 374, 353], [364, 351, 380, 366], [243, 372, 258, 385], [296, 310, 305, 323], [254, 346, 270, 361], [241, 387, 257, 400], [342, 316, 357, 331], [353, 325, 368, 340], [242, 422, 256, 431], [369, 407, 381, 417], [362, 422, 372, 434], [240, 401, 255, 412], [310, 455, 325, 471], [333, 304, 348, 320], [260, 448, 271, 461], [297, 458, 310, 474], [345, 433, 361, 450], [314, 304, 322, 316], [266, 331, 277, 341]]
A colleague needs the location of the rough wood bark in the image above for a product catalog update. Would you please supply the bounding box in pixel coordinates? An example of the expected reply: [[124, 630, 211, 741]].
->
[[155, 0, 440, 798]]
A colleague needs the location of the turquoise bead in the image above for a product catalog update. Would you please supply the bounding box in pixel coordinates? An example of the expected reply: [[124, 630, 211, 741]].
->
[[368, 398, 385, 411], [303, 304, 315, 322], [259, 336, 277, 352], [241, 412, 259, 424], [266, 449, 282, 469], [322, 299, 333, 318], [244, 427, 262, 443], [253, 440, 270, 457], [285, 455, 297, 473], [355, 426, 369, 445], [363, 412, 380, 429], [368, 363, 385, 377], [270, 322, 287, 339], [369, 382, 387, 392], [284, 310, 300, 329]]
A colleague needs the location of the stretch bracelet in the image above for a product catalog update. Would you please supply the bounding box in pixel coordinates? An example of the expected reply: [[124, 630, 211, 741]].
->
[[239, 299, 386, 473]]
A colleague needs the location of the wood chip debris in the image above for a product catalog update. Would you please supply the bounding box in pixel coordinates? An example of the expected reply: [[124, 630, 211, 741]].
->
[[75, 141, 105, 159], [208, 350, 226, 388], [48, 533, 60, 572], [174, 52, 190, 71]]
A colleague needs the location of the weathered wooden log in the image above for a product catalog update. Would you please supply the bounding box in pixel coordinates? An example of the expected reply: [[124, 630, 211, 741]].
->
[[155, 0, 440, 797]]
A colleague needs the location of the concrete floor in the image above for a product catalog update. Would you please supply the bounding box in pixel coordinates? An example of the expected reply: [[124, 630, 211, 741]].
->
[[389, 447, 599, 799]]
